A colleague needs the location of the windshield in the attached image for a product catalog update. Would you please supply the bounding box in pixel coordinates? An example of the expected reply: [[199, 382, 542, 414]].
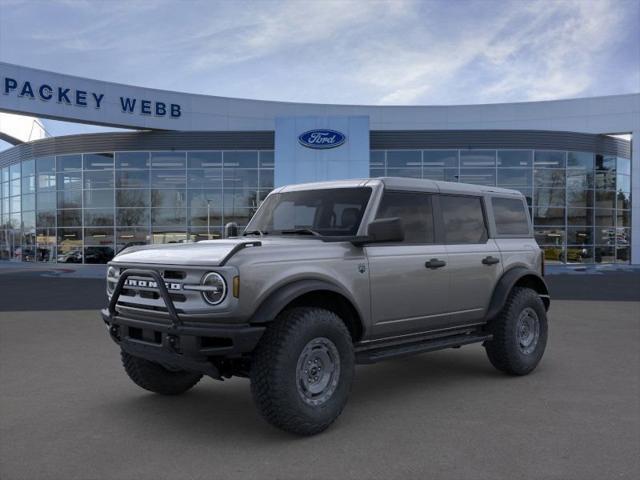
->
[[245, 187, 372, 237]]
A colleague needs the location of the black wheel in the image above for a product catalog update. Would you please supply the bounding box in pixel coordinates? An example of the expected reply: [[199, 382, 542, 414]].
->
[[121, 351, 202, 395], [250, 307, 355, 435], [484, 287, 548, 375]]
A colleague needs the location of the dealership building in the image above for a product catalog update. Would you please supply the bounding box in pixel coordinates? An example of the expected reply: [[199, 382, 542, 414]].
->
[[0, 62, 638, 265]]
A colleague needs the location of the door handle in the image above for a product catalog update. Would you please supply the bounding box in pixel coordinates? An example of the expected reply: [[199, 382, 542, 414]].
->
[[482, 256, 500, 265], [425, 258, 446, 269]]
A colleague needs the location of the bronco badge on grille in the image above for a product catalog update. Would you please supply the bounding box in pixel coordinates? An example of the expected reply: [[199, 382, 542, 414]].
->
[[123, 278, 182, 291]]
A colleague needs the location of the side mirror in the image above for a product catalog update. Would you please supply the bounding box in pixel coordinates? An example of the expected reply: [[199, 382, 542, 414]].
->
[[224, 222, 239, 238], [362, 217, 404, 244]]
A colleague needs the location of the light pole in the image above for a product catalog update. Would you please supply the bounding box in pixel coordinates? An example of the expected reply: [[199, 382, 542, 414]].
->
[[207, 200, 211, 238]]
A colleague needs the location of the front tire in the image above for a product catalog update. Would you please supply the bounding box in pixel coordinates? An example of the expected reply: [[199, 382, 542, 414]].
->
[[250, 307, 355, 435], [485, 287, 548, 375], [121, 351, 202, 395]]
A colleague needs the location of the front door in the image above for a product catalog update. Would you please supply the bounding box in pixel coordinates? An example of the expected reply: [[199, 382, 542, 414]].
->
[[365, 190, 450, 339]]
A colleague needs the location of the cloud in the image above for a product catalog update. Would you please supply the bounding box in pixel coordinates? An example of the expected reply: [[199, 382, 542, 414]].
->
[[0, 0, 637, 106]]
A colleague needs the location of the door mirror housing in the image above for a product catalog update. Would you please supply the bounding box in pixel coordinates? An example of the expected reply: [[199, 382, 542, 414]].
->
[[224, 222, 239, 238], [358, 217, 404, 244]]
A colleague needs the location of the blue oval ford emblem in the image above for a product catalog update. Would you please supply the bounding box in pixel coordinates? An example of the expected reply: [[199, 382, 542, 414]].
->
[[298, 129, 346, 149]]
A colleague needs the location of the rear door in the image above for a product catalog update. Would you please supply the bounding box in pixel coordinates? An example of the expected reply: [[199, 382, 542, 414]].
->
[[365, 190, 450, 339], [439, 194, 502, 326]]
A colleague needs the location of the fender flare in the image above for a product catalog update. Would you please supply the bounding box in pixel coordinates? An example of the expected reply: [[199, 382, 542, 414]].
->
[[248, 279, 362, 326], [485, 267, 550, 321]]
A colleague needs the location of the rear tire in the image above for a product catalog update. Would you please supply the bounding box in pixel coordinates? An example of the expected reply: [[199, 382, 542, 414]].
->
[[121, 351, 202, 395], [250, 307, 355, 435], [484, 287, 548, 375]]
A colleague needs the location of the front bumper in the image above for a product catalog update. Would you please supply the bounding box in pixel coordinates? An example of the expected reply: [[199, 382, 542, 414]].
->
[[101, 309, 265, 377], [102, 268, 264, 378]]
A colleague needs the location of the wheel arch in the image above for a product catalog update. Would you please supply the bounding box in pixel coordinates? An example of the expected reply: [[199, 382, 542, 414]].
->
[[249, 279, 365, 342], [485, 267, 550, 321]]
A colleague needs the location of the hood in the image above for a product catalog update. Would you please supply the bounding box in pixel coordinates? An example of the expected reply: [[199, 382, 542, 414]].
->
[[111, 237, 326, 267]]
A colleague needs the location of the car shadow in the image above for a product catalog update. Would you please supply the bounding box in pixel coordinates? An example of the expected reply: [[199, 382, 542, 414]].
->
[[98, 347, 510, 441]]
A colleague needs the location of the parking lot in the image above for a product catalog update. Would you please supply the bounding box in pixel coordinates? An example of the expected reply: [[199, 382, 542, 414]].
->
[[1, 267, 639, 480]]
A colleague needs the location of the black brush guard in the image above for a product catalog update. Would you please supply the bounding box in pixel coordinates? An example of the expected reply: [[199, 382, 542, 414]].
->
[[101, 268, 264, 378]]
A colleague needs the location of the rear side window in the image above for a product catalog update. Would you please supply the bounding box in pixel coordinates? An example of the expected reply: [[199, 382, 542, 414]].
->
[[376, 191, 434, 243], [440, 195, 487, 244], [492, 197, 530, 235]]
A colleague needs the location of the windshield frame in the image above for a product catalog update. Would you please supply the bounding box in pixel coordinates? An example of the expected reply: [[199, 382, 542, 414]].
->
[[244, 186, 375, 239]]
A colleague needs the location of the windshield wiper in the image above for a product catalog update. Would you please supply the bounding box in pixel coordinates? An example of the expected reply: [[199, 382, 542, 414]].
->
[[280, 228, 322, 237], [243, 229, 268, 236]]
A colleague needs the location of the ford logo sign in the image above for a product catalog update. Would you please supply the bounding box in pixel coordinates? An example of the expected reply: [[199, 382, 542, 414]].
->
[[298, 129, 346, 149]]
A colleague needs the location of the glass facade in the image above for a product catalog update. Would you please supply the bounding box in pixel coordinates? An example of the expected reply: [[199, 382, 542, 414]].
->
[[0, 146, 632, 265], [0, 150, 274, 263], [371, 149, 632, 265]]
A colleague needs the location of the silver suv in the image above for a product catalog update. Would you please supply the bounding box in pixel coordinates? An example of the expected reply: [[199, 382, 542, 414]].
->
[[102, 177, 550, 435]]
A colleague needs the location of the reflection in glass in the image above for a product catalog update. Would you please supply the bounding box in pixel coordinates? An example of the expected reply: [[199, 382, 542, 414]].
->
[[567, 227, 593, 245], [387, 168, 421, 178], [57, 155, 82, 171], [386, 151, 421, 168], [567, 151, 594, 169], [84, 209, 115, 226], [150, 152, 186, 169], [540, 246, 565, 264], [115, 152, 149, 169], [423, 150, 458, 168], [534, 151, 565, 168], [57, 209, 82, 227], [534, 169, 565, 187], [83, 153, 114, 170], [188, 151, 222, 169], [151, 189, 186, 208], [534, 207, 565, 225], [117, 189, 149, 208], [535, 228, 565, 245], [151, 170, 186, 189], [84, 170, 114, 189], [223, 151, 258, 168], [567, 208, 593, 226], [594, 209, 614, 227], [116, 170, 149, 188], [497, 169, 531, 187], [422, 168, 458, 182], [151, 208, 187, 226], [566, 246, 593, 264], [117, 208, 150, 226], [84, 190, 114, 209], [57, 171, 82, 190], [58, 190, 82, 209], [458, 168, 495, 186], [460, 150, 495, 167], [370, 151, 385, 168], [595, 246, 615, 264], [497, 150, 532, 168]]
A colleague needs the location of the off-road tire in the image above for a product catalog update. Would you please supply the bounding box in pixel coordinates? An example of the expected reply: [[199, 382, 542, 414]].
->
[[121, 351, 202, 395], [485, 287, 548, 375], [250, 307, 355, 435]]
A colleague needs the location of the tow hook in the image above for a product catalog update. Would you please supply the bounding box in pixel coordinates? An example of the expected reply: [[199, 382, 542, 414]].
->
[[167, 334, 180, 352], [109, 325, 121, 342]]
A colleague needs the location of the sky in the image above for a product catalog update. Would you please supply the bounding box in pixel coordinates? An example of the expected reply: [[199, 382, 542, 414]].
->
[[0, 0, 639, 143]]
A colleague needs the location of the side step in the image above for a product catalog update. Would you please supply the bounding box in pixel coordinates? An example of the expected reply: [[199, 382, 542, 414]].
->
[[355, 332, 492, 364]]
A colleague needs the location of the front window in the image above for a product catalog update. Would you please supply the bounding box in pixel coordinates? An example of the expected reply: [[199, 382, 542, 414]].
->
[[246, 187, 372, 237]]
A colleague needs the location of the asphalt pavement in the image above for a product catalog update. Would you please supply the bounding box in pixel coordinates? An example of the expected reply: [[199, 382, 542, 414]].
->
[[0, 268, 639, 479]]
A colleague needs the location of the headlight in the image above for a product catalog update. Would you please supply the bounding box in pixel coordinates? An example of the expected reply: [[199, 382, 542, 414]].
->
[[106, 266, 118, 295], [200, 272, 227, 305]]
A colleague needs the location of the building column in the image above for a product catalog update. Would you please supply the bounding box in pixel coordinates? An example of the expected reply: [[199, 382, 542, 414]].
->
[[631, 129, 639, 265]]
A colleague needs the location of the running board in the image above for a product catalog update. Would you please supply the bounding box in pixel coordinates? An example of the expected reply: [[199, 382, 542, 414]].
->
[[355, 332, 491, 364]]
